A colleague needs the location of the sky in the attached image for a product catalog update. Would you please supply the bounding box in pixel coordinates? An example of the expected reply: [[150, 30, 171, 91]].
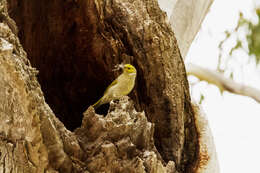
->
[[158, 0, 260, 172]]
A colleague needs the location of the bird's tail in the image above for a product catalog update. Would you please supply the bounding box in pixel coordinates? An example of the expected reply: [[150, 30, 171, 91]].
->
[[92, 97, 102, 109]]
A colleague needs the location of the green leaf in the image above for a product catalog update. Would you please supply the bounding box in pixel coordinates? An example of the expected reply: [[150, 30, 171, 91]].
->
[[199, 94, 205, 104]]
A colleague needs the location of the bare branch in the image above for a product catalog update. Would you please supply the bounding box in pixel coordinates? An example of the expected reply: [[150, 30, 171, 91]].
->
[[169, 1, 260, 103], [186, 63, 260, 103]]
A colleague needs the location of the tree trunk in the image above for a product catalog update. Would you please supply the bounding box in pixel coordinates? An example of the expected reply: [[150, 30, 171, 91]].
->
[[0, 0, 211, 172], [169, 0, 214, 58]]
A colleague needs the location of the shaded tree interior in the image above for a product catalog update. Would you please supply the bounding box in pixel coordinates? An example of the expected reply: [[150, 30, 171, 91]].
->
[[7, 0, 122, 130]]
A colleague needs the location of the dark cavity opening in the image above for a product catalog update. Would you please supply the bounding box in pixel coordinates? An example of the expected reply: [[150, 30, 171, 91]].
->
[[8, 0, 117, 130]]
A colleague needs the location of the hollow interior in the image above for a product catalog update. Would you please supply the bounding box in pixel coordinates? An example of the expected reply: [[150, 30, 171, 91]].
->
[[7, 0, 121, 130], [7, 1, 198, 169]]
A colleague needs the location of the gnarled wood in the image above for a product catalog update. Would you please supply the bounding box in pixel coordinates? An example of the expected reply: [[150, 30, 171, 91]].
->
[[0, 0, 205, 172]]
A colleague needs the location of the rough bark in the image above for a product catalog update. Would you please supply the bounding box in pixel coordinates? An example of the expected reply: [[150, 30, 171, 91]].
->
[[0, 11, 69, 173], [75, 96, 175, 173], [0, 0, 205, 172], [0, 22, 173, 172]]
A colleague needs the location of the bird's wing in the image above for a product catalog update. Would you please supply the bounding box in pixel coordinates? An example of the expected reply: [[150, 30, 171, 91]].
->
[[104, 78, 118, 94]]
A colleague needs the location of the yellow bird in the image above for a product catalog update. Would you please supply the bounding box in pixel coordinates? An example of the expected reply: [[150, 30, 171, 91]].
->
[[92, 64, 137, 109]]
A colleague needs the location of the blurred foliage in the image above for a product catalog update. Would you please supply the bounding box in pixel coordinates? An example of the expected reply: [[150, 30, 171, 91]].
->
[[247, 8, 260, 63], [199, 94, 205, 104], [218, 8, 260, 71]]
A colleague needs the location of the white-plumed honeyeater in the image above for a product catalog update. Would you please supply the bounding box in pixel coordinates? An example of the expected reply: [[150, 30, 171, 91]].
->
[[92, 64, 137, 109]]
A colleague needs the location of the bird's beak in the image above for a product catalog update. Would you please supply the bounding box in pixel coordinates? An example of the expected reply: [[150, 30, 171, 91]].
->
[[112, 63, 124, 71]]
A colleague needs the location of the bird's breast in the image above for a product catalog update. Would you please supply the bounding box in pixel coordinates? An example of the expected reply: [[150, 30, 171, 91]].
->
[[114, 73, 136, 97]]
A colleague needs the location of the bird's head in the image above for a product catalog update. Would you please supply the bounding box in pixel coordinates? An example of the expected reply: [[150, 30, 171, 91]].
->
[[123, 64, 137, 75]]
